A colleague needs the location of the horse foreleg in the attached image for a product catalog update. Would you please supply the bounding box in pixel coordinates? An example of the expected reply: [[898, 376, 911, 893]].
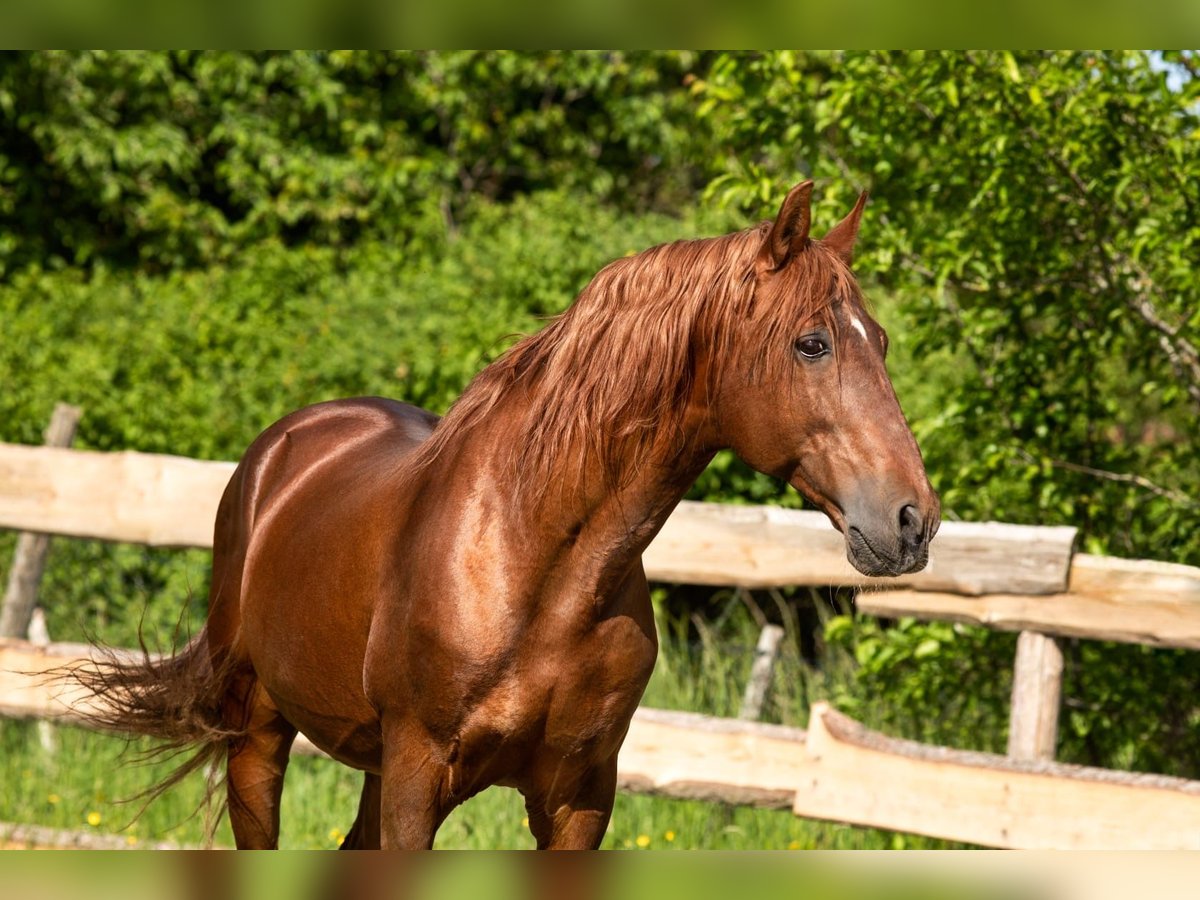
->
[[377, 722, 455, 849], [339, 772, 382, 849], [224, 677, 297, 849], [523, 755, 618, 850]]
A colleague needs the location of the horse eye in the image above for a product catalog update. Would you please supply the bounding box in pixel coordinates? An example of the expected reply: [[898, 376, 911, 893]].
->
[[794, 337, 829, 360]]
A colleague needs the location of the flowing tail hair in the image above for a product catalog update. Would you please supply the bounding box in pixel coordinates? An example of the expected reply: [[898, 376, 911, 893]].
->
[[57, 626, 246, 842]]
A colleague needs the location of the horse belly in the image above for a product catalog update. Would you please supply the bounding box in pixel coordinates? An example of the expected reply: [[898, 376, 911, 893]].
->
[[267, 686, 383, 773]]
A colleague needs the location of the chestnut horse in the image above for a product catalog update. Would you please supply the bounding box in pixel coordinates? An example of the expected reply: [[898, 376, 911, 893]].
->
[[78, 182, 939, 849]]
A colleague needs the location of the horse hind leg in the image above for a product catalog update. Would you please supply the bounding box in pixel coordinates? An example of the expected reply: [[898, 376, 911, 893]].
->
[[223, 673, 297, 849], [339, 772, 382, 849]]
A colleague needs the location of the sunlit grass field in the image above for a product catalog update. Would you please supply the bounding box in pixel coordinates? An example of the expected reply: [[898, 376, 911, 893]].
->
[[0, 591, 961, 850]]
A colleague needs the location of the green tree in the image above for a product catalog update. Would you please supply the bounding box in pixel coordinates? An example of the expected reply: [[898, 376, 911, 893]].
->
[[695, 51, 1200, 773], [0, 51, 710, 275], [698, 50, 1200, 563]]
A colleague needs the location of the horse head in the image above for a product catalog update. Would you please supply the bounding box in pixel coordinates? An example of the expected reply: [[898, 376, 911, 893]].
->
[[713, 181, 940, 576]]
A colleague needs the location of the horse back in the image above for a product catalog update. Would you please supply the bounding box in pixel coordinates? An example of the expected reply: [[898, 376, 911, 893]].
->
[[243, 397, 436, 511], [207, 397, 438, 647]]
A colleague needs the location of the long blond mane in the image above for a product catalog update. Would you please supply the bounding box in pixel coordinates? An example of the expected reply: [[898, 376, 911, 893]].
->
[[407, 222, 858, 498]]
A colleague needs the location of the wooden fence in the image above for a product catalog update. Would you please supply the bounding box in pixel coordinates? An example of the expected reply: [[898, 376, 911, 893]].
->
[[2, 433, 1200, 849]]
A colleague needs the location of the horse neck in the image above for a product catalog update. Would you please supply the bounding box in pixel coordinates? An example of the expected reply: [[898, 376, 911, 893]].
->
[[434, 391, 717, 596]]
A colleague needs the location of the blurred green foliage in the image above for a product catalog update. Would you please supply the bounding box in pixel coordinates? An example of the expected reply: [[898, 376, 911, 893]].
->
[[3, 51, 1200, 822], [0, 51, 711, 275], [697, 50, 1200, 563], [692, 50, 1200, 778]]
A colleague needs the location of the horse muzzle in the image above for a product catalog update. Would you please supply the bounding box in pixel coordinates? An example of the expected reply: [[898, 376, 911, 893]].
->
[[844, 499, 938, 577]]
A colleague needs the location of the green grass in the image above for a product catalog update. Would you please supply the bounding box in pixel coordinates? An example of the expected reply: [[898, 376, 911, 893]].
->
[[0, 723, 948, 850], [0, 592, 967, 850]]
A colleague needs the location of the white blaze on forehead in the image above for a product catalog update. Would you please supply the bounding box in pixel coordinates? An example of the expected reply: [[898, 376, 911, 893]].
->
[[849, 315, 869, 342]]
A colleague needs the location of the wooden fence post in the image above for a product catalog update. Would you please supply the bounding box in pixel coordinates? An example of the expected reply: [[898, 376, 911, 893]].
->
[[0, 403, 83, 638], [1007, 630, 1064, 760], [739, 624, 785, 721], [27, 607, 58, 754]]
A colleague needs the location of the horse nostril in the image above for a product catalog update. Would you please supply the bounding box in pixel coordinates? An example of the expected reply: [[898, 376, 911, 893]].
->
[[898, 504, 923, 547]]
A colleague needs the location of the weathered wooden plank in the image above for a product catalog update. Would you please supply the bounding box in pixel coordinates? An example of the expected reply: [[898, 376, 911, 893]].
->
[[0, 637, 127, 724], [0, 821, 190, 850], [794, 702, 1200, 850], [0, 443, 235, 548], [0, 443, 1076, 595], [1007, 631, 1063, 760], [856, 554, 1200, 649], [11, 640, 1200, 849], [645, 501, 1076, 595], [618, 707, 808, 808], [1068, 553, 1200, 603], [0, 640, 807, 809]]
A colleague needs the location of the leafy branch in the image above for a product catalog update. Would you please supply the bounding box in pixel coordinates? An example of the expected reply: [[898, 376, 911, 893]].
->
[[1013, 448, 1197, 509]]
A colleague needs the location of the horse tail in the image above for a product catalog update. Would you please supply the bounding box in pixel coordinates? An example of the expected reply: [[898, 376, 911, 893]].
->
[[62, 626, 244, 830]]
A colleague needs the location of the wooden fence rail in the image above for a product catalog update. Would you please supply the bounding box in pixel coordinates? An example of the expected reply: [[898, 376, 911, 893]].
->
[[858, 553, 1200, 649], [8, 442, 1200, 651], [5, 638, 1200, 850], [0, 441, 1077, 595], [5, 438, 1200, 848], [6, 441, 1200, 651]]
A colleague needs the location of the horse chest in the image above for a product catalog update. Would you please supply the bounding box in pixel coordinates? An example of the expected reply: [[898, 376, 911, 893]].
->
[[391, 578, 656, 749], [441, 615, 657, 793]]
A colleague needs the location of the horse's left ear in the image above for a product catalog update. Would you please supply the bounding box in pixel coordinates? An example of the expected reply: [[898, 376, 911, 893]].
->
[[759, 180, 814, 271], [821, 191, 869, 264]]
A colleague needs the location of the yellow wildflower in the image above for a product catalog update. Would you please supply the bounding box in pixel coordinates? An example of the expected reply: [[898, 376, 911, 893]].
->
[[787, 840, 802, 850], [635, 834, 651, 848], [47, 793, 60, 805], [665, 830, 676, 842], [86, 811, 102, 827]]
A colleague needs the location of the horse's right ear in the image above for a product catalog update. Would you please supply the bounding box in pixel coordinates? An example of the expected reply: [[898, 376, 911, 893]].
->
[[759, 180, 814, 271]]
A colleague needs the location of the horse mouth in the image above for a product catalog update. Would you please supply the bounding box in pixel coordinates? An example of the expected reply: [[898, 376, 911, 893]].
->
[[846, 526, 928, 577]]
